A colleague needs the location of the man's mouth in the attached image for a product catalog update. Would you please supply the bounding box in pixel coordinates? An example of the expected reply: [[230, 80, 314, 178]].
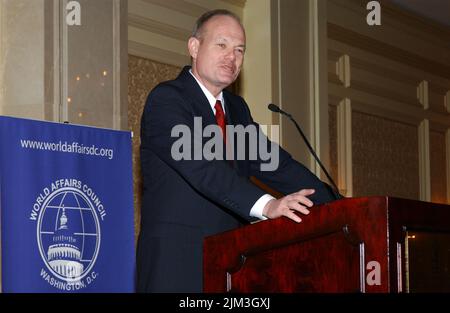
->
[[220, 64, 235, 74]]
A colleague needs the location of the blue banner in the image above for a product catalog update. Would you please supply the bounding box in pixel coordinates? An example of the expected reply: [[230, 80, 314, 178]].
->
[[0, 116, 135, 292]]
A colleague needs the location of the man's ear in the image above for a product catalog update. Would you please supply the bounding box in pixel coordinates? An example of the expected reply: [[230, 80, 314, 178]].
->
[[188, 37, 200, 59]]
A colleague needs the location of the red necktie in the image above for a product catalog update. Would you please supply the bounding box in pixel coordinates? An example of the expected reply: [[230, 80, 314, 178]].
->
[[214, 100, 226, 142]]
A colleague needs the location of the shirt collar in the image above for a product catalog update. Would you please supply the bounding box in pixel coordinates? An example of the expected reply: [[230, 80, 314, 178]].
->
[[189, 69, 225, 114]]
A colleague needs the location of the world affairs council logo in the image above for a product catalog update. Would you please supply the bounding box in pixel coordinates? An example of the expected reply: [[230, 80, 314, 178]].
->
[[30, 179, 107, 291]]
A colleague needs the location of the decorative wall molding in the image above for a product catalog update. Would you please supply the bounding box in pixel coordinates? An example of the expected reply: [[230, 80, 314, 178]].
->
[[337, 98, 352, 197], [61, 0, 69, 122], [128, 40, 189, 67], [329, 83, 418, 124], [380, 0, 450, 42], [112, 0, 122, 130], [330, 0, 450, 48], [446, 91, 450, 113], [329, 49, 421, 108], [329, 83, 450, 131], [329, 45, 450, 118], [350, 79, 417, 108], [417, 80, 429, 110], [128, 13, 190, 41], [328, 23, 450, 80], [221, 0, 246, 8], [418, 119, 431, 201], [350, 97, 422, 127], [329, 40, 450, 90], [51, 0, 61, 122], [309, 0, 328, 176], [336, 54, 350, 88], [141, 0, 207, 18], [349, 57, 417, 85], [447, 129, 450, 202], [328, 0, 450, 203]]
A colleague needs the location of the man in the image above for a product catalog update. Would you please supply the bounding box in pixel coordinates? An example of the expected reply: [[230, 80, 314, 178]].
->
[[137, 9, 336, 293]]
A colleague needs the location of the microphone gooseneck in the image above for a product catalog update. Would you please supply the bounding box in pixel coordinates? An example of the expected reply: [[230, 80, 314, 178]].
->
[[268, 103, 342, 200]]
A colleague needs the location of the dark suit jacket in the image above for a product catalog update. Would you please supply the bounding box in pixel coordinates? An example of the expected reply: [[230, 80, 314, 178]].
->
[[137, 66, 335, 292]]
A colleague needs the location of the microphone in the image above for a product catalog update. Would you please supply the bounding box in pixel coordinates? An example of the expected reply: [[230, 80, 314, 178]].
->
[[268, 103, 343, 200]]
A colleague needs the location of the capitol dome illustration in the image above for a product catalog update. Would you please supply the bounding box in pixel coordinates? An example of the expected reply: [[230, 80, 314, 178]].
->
[[47, 208, 84, 279], [37, 188, 101, 282]]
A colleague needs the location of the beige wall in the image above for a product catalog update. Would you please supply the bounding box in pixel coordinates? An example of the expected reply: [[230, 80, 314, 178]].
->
[[128, 0, 245, 67], [0, 0, 45, 119], [327, 0, 450, 202], [0, 0, 128, 129], [271, 0, 330, 171], [241, 0, 272, 128], [65, 0, 128, 129]]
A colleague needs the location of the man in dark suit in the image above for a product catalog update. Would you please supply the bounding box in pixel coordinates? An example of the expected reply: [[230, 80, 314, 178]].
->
[[137, 9, 336, 293]]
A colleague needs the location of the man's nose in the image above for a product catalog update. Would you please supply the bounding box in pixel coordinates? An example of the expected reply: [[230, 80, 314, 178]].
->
[[224, 48, 236, 61]]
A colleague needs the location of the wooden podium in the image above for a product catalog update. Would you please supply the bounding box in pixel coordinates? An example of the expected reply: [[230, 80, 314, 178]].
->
[[203, 196, 450, 293]]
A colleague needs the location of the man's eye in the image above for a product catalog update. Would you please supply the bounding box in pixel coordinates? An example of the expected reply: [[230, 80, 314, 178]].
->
[[217, 43, 226, 48]]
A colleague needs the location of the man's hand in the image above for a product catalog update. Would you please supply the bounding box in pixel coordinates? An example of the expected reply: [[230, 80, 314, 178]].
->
[[262, 189, 315, 223]]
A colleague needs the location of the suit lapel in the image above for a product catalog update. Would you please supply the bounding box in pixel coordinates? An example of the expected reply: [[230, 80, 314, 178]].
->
[[177, 67, 247, 173], [223, 92, 248, 174], [178, 66, 216, 127], [177, 66, 243, 128], [223, 92, 240, 126]]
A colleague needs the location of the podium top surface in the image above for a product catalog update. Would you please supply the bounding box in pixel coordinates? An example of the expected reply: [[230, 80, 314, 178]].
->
[[204, 196, 450, 254]]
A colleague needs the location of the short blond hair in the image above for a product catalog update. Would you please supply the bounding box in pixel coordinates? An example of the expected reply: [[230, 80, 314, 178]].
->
[[191, 9, 243, 39]]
